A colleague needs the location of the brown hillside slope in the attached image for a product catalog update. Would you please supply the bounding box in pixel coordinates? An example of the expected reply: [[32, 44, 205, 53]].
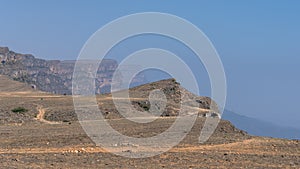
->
[[0, 75, 35, 92]]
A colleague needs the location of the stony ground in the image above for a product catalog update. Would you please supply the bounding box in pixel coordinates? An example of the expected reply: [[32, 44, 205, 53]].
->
[[0, 119, 299, 168]]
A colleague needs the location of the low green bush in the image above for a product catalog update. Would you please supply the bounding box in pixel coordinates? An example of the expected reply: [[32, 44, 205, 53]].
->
[[11, 107, 28, 113]]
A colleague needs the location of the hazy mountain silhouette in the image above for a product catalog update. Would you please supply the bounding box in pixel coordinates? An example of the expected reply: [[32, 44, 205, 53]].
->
[[222, 109, 300, 139]]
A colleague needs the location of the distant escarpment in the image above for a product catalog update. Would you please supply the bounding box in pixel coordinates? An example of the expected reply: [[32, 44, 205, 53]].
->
[[0, 47, 146, 94]]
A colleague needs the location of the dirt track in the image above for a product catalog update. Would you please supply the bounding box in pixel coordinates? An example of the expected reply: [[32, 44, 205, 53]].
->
[[35, 105, 61, 125]]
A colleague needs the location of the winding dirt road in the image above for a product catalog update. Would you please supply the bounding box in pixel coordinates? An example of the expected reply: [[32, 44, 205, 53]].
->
[[35, 105, 60, 125]]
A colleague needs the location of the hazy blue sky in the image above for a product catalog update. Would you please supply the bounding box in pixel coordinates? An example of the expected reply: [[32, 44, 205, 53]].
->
[[0, 1, 300, 128]]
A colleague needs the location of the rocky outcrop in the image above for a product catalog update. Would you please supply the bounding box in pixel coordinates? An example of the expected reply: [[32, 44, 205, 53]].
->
[[0, 47, 146, 94]]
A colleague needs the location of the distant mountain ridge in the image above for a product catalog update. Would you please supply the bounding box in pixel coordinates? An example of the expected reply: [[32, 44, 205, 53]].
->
[[0, 47, 146, 94], [222, 110, 300, 140]]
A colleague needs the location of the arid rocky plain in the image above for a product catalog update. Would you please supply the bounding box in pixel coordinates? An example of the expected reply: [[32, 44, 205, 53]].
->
[[0, 75, 299, 168]]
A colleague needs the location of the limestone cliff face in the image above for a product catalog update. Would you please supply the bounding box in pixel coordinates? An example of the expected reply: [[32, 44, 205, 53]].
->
[[0, 47, 146, 94]]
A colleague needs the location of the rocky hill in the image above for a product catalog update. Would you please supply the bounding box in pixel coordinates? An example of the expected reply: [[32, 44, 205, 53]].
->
[[0, 47, 145, 94], [43, 78, 221, 122]]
